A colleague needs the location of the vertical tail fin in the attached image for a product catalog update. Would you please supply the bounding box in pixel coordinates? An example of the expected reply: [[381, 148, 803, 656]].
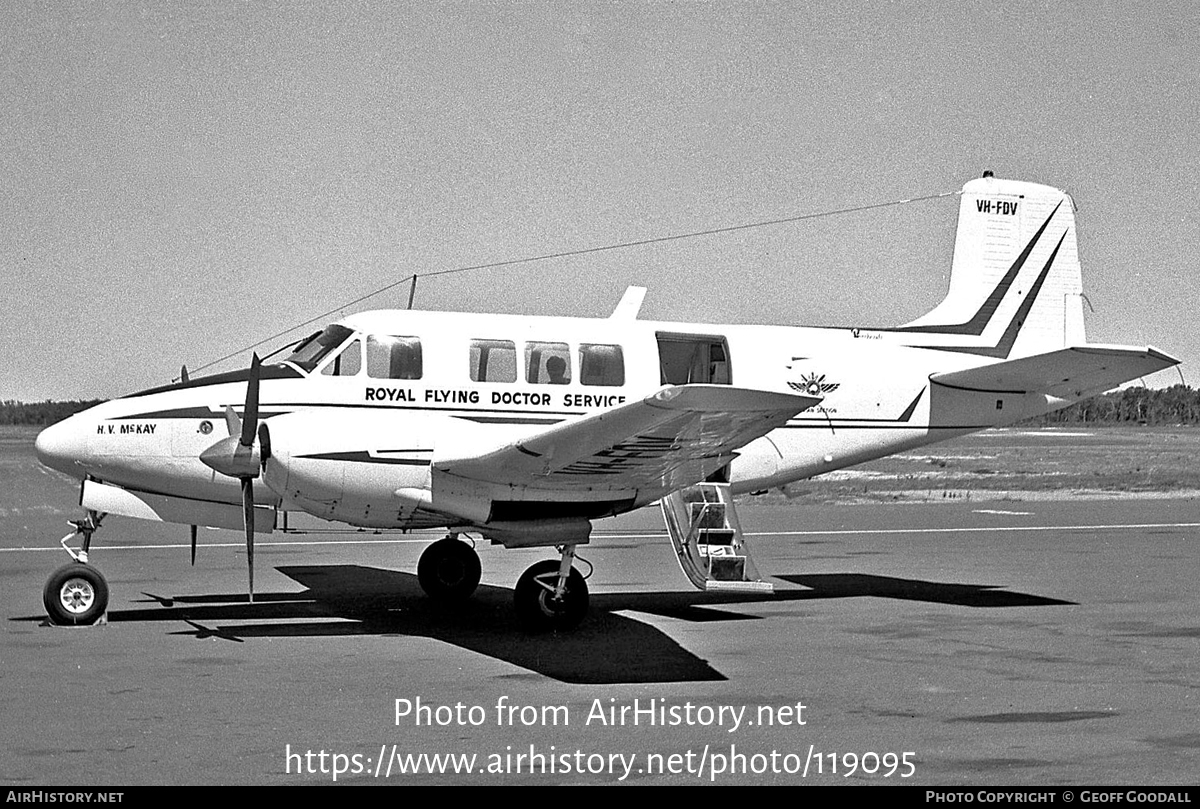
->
[[900, 174, 1085, 358]]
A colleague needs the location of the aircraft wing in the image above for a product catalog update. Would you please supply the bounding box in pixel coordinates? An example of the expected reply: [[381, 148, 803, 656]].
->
[[435, 384, 819, 491], [931, 345, 1180, 398]]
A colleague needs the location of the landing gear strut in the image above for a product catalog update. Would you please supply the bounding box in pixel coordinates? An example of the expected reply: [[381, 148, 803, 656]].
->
[[43, 511, 109, 626], [417, 534, 482, 601], [514, 545, 588, 632]]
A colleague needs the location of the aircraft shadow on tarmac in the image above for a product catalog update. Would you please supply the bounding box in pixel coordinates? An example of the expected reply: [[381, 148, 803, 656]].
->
[[15, 564, 1074, 685], [772, 574, 1076, 609]]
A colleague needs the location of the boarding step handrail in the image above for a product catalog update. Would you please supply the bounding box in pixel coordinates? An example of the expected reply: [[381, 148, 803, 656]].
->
[[660, 483, 773, 592]]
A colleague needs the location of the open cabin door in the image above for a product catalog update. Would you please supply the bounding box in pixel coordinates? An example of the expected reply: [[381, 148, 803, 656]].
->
[[657, 333, 732, 385], [657, 332, 733, 482]]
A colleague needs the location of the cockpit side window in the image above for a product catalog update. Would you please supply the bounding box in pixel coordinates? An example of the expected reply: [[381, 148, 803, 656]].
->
[[284, 325, 354, 372], [525, 341, 571, 384], [367, 336, 423, 380], [469, 339, 517, 383], [579, 344, 625, 386], [320, 339, 362, 376]]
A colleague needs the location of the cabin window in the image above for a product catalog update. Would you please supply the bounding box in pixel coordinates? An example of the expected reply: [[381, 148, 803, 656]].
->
[[284, 324, 354, 372], [525, 341, 571, 385], [579, 343, 625, 386], [469, 339, 517, 383], [320, 339, 362, 376], [367, 335, 423, 380]]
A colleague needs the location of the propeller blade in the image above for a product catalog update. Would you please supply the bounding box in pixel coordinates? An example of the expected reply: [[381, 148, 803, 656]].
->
[[190, 525, 197, 566], [242, 478, 255, 603], [240, 354, 261, 449], [224, 405, 241, 438], [180, 365, 189, 384]]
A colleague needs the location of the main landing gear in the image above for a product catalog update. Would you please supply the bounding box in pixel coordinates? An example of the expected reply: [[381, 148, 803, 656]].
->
[[417, 534, 482, 601], [43, 511, 110, 626], [416, 537, 588, 631], [513, 545, 588, 632]]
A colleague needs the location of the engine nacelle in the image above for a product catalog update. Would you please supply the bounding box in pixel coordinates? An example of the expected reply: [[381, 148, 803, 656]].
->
[[260, 409, 493, 528]]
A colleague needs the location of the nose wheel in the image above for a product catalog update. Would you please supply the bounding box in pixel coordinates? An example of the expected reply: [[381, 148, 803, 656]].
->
[[43, 563, 109, 626]]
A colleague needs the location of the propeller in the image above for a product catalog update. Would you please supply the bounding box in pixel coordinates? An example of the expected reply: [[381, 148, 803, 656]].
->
[[198, 354, 264, 601]]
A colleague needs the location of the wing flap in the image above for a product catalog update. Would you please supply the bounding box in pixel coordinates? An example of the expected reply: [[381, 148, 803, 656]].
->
[[435, 384, 819, 490], [931, 345, 1180, 398]]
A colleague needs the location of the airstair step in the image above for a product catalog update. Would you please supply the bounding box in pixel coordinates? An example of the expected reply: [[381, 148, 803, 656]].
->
[[704, 579, 775, 593], [706, 555, 745, 580], [661, 482, 773, 592], [697, 528, 736, 545]]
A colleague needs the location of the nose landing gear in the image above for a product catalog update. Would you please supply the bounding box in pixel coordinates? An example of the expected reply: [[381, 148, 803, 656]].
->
[[43, 511, 109, 626]]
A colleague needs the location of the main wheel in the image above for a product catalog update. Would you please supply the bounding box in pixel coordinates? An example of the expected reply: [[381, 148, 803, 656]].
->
[[514, 560, 588, 632], [417, 538, 482, 601], [43, 563, 109, 626]]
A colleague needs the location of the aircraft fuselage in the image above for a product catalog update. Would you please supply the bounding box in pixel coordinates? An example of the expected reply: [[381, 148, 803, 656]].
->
[[36, 308, 1060, 533]]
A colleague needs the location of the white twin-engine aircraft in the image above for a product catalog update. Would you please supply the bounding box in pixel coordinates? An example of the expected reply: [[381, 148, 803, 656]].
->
[[35, 174, 1178, 631]]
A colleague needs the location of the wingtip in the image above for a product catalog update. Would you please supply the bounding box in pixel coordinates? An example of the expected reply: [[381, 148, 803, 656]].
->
[[1145, 346, 1182, 366]]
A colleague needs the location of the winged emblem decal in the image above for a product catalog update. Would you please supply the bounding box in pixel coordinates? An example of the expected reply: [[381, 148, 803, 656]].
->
[[787, 372, 840, 397]]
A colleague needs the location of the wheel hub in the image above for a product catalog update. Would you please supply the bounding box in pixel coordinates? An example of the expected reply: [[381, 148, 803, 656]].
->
[[538, 597, 565, 616], [59, 578, 95, 614], [536, 580, 568, 616], [436, 558, 466, 586]]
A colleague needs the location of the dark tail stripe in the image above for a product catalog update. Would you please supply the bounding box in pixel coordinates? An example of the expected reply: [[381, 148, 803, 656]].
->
[[894, 201, 1062, 335], [932, 231, 1067, 359]]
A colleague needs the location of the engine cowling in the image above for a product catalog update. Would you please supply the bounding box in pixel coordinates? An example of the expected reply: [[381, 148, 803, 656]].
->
[[260, 409, 491, 528]]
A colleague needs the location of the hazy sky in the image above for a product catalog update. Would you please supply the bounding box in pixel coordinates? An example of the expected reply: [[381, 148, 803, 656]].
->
[[2, 1, 1197, 401]]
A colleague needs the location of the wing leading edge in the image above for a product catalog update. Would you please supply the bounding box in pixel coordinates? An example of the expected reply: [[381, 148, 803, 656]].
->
[[435, 384, 820, 491]]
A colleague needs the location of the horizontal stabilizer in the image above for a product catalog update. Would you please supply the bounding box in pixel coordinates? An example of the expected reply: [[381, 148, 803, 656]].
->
[[931, 345, 1180, 398], [436, 384, 819, 491]]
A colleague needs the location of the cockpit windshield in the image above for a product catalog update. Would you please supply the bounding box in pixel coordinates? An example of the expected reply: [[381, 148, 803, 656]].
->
[[282, 325, 355, 372]]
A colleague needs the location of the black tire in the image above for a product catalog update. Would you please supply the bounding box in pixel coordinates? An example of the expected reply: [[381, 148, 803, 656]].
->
[[417, 538, 482, 601], [514, 560, 588, 632], [43, 563, 109, 626]]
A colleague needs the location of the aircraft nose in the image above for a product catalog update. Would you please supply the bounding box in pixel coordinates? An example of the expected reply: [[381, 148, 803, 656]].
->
[[35, 417, 87, 477]]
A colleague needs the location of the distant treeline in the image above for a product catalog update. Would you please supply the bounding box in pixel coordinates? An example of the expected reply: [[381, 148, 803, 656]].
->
[[1025, 384, 1199, 426], [1, 399, 105, 426], [3, 385, 1199, 427]]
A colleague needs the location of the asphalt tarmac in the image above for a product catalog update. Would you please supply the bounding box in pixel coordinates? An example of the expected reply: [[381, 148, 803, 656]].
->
[[2, 430, 1198, 785]]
